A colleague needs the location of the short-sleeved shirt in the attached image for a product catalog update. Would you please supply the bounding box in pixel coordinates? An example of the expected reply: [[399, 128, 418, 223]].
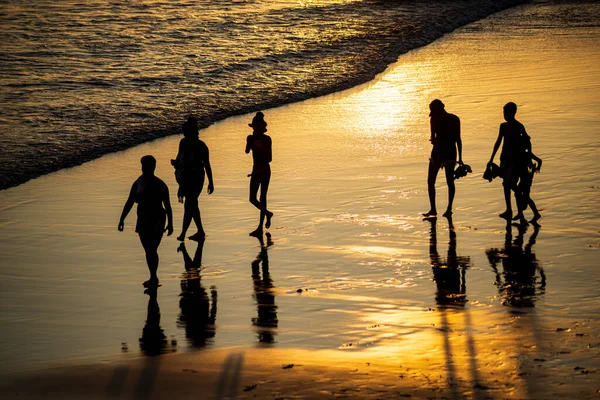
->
[[430, 112, 460, 165], [246, 134, 272, 171], [132, 175, 168, 234]]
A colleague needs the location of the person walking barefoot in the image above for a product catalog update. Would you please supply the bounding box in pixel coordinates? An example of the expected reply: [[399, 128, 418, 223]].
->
[[246, 112, 273, 236], [487, 102, 530, 221], [119, 155, 173, 287], [172, 116, 214, 241], [423, 99, 463, 219]]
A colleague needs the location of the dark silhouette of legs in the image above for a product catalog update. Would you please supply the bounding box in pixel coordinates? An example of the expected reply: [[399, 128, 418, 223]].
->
[[425, 162, 455, 217], [179, 194, 205, 241], [249, 170, 272, 234], [139, 231, 163, 286], [443, 165, 455, 217], [425, 161, 439, 216], [500, 180, 513, 220], [529, 199, 541, 224]]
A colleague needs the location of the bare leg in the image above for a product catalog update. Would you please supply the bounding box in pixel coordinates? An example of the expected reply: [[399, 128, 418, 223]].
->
[[424, 161, 439, 216], [189, 196, 205, 240], [529, 198, 541, 224], [260, 172, 272, 229], [139, 231, 163, 286], [249, 174, 264, 235], [443, 165, 455, 217], [178, 206, 192, 241], [499, 181, 513, 220], [249, 171, 272, 233]]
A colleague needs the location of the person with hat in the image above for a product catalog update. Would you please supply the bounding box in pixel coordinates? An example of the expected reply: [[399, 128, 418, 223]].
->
[[171, 116, 214, 241], [424, 99, 463, 218], [246, 111, 273, 235]]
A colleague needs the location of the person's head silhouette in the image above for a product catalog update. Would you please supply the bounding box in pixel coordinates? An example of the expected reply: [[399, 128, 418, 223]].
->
[[503, 102, 517, 121], [429, 99, 445, 117], [183, 116, 199, 139], [248, 111, 267, 133], [140, 155, 156, 176]]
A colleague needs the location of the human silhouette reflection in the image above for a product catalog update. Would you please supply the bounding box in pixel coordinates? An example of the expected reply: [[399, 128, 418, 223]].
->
[[177, 240, 217, 347], [250, 232, 278, 343], [139, 287, 173, 356], [428, 217, 470, 307], [487, 223, 546, 307]]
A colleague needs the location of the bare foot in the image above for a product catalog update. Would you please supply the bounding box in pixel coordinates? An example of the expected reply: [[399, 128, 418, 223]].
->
[[530, 213, 541, 225], [177, 234, 186, 241], [442, 210, 453, 218], [143, 278, 160, 288], [499, 211, 512, 220], [422, 210, 437, 217], [265, 211, 273, 229], [249, 227, 263, 237], [512, 212, 524, 221], [188, 231, 206, 241]]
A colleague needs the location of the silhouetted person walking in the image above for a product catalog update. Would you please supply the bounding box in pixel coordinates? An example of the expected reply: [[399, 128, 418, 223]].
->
[[424, 100, 463, 218], [119, 155, 173, 288], [172, 116, 214, 241], [488, 102, 530, 221], [514, 138, 543, 225], [246, 112, 273, 235]]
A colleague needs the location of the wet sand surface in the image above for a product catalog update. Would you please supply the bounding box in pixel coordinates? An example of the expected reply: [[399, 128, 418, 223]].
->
[[0, 2, 599, 399]]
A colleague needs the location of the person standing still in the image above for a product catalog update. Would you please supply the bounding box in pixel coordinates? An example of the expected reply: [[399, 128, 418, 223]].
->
[[423, 99, 463, 218]]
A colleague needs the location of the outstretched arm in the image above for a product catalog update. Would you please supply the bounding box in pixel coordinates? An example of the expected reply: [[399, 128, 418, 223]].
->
[[163, 184, 174, 236], [118, 183, 136, 231], [205, 147, 214, 194]]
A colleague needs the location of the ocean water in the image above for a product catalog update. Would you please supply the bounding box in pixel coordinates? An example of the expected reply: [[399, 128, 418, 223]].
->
[[0, 0, 527, 190]]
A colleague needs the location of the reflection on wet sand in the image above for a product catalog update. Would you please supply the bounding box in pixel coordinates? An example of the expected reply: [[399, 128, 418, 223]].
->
[[487, 223, 546, 307], [427, 218, 486, 395], [250, 232, 278, 343], [177, 240, 217, 347], [428, 217, 470, 307], [139, 287, 175, 356]]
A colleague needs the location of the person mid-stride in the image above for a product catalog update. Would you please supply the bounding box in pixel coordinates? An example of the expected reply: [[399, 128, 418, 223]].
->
[[172, 116, 214, 241], [423, 99, 463, 219], [119, 155, 174, 288], [246, 111, 273, 236], [488, 102, 531, 222]]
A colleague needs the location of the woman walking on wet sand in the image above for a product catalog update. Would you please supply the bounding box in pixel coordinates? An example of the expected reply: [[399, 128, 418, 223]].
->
[[118, 155, 173, 288], [246, 112, 273, 236], [172, 116, 214, 241]]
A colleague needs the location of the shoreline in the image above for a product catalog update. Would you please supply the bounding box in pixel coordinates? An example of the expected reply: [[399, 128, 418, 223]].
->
[[0, 1, 599, 398], [0, 0, 526, 191]]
